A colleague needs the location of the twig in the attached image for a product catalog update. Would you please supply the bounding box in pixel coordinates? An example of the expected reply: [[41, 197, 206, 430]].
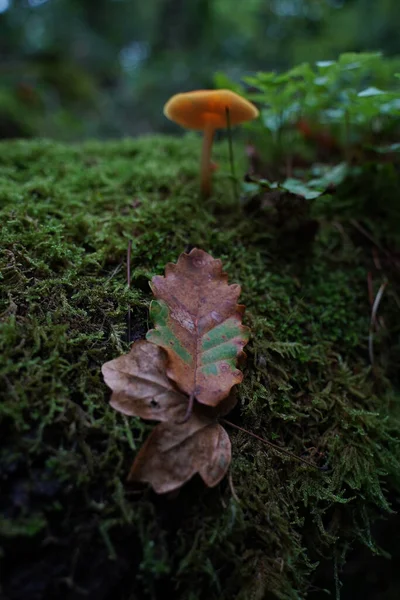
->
[[344, 108, 351, 162], [351, 220, 399, 272], [372, 247, 382, 271], [221, 419, 321, 470], [225, 106, 238, 202], [368, 280, 388, 366], [350, 219, 385, 252], [127, 240, 132, 344], [107, 262, 123, 281], [333, 221, 351, 247]]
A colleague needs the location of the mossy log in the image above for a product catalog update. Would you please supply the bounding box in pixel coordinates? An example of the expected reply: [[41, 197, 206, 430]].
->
[[1, 137, 400, 600]]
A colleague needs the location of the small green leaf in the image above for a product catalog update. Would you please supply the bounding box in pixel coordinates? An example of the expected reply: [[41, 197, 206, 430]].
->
[[309, 163, 349, 189], [241, 181, 260, 195], [281, 178, 323, 200], [316, 61, 336, 68], [358, 87, 388, 97], [146, 249, 250, 407], [369, 143, 400, 154], [213, 72, 244, 94]]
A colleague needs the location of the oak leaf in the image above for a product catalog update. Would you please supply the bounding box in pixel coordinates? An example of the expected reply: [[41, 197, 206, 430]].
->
[[146, 248, 250, 407], [102, 340, 234, 493]]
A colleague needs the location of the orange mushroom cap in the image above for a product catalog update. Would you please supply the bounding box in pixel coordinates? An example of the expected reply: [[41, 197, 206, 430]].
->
[[163, 89, 259, 130]]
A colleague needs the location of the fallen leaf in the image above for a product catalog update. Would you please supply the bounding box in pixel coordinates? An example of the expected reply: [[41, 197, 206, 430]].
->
[[102, 340, 187, 422], [146, 248, 250, 407], [102, 340, 234, 493], [128, 409, 231, 493]]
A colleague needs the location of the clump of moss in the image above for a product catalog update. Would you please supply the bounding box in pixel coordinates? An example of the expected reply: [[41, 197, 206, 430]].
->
[[1, 136, 400, 600]]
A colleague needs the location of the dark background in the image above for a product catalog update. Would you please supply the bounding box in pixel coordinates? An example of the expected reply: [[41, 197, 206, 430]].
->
[[1, 0, 400, 140]]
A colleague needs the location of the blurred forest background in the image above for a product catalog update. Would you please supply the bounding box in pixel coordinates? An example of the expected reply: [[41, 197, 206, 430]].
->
[[1, 0, 400, 140]]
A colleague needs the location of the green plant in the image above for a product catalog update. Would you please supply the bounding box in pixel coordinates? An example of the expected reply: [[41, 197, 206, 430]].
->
[[215, 52, 400, 239], [217, 53, 399, 185]]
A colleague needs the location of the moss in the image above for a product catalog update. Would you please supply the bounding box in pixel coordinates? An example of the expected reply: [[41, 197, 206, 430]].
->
[[1, 135, 400, 600]]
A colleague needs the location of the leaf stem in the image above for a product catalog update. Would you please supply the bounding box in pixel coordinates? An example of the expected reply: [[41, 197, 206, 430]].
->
[[225, 106, 238, 201], [177, 392, 195, 424], [344, 108, 351, 162], [369, 280, 388, 367], [127, 239, 132, 344], [200, 122, 215, 198]]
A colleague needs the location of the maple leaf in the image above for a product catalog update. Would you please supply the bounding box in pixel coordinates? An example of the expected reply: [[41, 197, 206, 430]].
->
[[146, 248, 250, 408], [102, 340, 233, 493]]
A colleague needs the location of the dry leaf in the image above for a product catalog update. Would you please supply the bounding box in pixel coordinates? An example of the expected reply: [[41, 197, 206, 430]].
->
[[102, 340, 234, 493], [102, 340, 187, 422], [129, 409, 231, 493], [146, 248, 250, 407]]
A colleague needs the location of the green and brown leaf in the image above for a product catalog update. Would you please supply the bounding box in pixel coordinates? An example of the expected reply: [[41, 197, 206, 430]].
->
[[146, 248, 250, 407]]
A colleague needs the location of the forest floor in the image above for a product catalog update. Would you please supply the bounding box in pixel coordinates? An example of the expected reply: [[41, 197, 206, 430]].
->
[[1, 135, 400, 600]]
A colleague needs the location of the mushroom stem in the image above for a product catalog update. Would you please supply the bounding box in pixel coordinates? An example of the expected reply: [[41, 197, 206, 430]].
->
[[200, 122, 215, 198]]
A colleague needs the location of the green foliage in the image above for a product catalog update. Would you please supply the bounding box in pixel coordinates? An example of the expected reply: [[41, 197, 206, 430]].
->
[[1, 134, 400, 599], [227, 52, 399, 158], [2, 1, 400, 139], [218, 52, 400, 242]]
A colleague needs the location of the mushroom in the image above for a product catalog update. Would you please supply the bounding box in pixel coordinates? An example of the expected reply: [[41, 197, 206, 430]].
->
[[163, 89, 259, 198]]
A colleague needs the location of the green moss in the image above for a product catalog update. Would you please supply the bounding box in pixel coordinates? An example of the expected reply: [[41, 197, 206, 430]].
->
[[1, 135, 400, 599]]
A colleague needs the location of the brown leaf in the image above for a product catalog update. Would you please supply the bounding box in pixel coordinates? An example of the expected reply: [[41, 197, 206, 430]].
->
[[146, 248, 250, 407], [128, 409, 231, 493], [101, 340, 187, 422], [102, 340, 234, 493]]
